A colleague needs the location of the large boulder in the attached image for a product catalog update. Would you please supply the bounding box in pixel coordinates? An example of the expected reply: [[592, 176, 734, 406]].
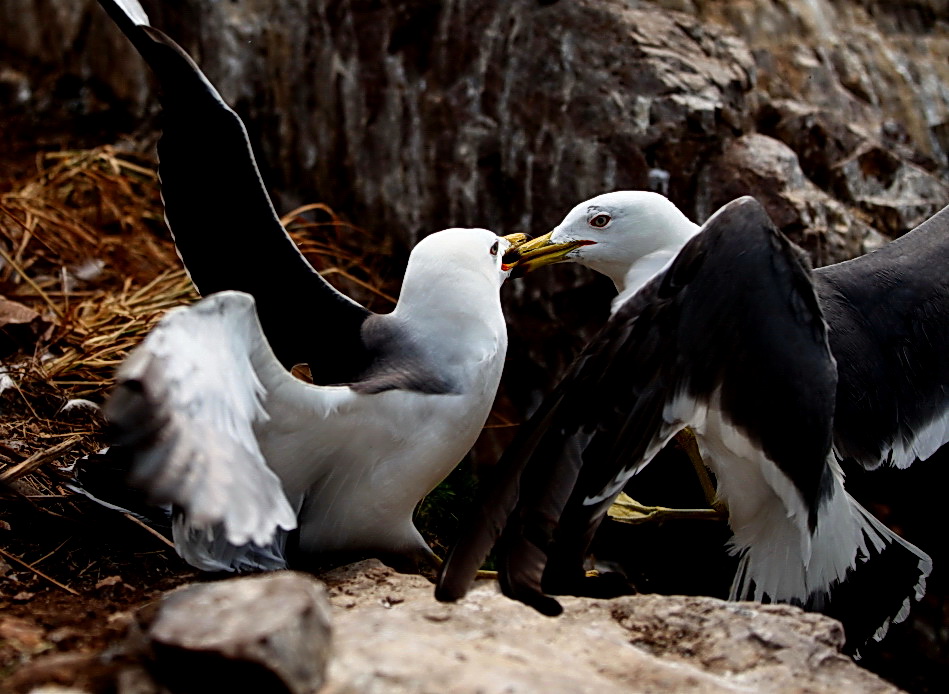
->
[[7, 561, 905, 693], [305, 561, 904, 693], [696, 133, 884, 265], [142, 572, 333, 694]]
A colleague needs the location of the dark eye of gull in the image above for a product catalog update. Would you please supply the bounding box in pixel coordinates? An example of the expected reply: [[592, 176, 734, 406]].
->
[[490, 241, 499, 256], [589, 213, 611, 228]]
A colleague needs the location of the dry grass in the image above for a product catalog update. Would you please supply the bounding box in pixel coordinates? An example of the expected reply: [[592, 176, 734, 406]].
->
[[0, 146, 174, 497]]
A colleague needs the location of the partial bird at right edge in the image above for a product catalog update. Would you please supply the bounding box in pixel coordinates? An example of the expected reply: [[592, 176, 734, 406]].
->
[[437, 191, 948, 654]]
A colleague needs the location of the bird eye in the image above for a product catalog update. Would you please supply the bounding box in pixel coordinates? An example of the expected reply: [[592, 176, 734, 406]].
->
[[490, 241, 499, 256], [589, 213, 611, 228]]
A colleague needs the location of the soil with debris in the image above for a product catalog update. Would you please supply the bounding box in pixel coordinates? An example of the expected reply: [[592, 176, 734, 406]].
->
[[0, 142, 192, 686]]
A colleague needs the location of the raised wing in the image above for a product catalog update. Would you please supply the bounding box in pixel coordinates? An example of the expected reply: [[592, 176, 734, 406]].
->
[[104, 291, 298, 562], [815, 203, 949, 470], [438, 197, 837, 613], [96, 0, 372, 383]]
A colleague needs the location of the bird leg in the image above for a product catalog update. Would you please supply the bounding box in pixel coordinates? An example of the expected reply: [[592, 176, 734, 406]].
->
[[607, 492, 725, 524], [674, 427, 728, 515], [606, 428, 728, 525]]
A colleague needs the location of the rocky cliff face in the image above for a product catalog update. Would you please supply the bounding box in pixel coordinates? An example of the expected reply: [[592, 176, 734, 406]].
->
[[2, 0, 945, 249], [3, 1, 946, 389], [1, 1, 946, 691], [672, 0, 949, 167]]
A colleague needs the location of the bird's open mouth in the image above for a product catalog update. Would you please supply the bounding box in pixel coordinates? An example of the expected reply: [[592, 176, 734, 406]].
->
[[499, 232, 532, 272], [501, 231, 595, 277]]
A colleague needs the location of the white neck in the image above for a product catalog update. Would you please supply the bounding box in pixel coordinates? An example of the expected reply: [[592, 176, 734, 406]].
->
[[608, 220, 700, 313], [392, 266, 507, 384]]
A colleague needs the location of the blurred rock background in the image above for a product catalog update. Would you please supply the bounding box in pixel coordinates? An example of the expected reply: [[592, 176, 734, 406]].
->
[[1, 1, 946, 691]]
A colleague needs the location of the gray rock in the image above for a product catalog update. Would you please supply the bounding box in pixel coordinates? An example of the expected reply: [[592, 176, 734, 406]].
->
[[318, 560, 902, 694], [758, 99, 871, 190], [830, 143, 949, 235], [759, 100, 949, 236], [144, 572, 332, 694], [661, 0, 949, 170], [696, 133, 885, 265]]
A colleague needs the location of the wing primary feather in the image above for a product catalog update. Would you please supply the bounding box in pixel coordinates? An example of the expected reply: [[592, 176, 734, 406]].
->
[[815, 203, 949, 470], [435, 387, 569, 603], [104, 291, 297, 556]]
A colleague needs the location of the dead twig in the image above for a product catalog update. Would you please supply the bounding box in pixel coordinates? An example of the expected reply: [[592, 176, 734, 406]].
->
[[0, 436, 83, 484], [30, 536, 72, 567], [0, 545, 80, 596], [122, 513, 175, 549]]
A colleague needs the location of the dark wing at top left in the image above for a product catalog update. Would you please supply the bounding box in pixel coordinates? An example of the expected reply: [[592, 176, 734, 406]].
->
[[96, 0, 373, 384]]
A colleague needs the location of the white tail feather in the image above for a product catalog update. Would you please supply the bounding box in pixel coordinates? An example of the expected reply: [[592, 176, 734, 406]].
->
[[697, 398, 931, 631]]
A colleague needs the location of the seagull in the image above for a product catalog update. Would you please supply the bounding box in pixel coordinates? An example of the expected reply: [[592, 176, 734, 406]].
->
[[107, 227, 513, 573], [95, 0, 525, 572], [438, 191, 946, 650]]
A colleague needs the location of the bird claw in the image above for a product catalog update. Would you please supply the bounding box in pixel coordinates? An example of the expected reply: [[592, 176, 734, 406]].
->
[[607, 492, 726, 525]]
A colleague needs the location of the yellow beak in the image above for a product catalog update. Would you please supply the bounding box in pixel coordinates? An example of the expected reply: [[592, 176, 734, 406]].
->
[[501, 231, 593, 277]]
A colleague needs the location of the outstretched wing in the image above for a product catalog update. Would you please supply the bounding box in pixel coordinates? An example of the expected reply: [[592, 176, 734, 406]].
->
[[815, 203, 949, 470], [96, 0, 372, 383], [104, 291, 298, 554], [438, 197, 837, 613]]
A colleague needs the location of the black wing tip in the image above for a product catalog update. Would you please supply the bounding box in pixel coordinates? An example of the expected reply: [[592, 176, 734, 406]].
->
[[433, 523, 498, 603], [433, 561, 472, 603], [506, 587, 564, 617], [433, 585, 462, 603], [704, 195, 772, 231], [96, 0, 203, 87], [814, 510, 932, 654], [434, 509, 513, 603], [532, 595, 565, 617], [436, 569, 566, 617]]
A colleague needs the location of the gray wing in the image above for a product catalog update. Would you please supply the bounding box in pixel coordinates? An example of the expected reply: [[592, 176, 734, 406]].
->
[[815, 203, 949, 470], [104, 291, 298, 554], [95, 0, 373, 384], [438, 197, 837, 613]]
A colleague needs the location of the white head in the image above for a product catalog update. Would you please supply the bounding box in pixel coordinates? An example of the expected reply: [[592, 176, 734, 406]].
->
[[393, 227, 512, 326], [547, 191, 700, 286], [402, 227, 510, 289]]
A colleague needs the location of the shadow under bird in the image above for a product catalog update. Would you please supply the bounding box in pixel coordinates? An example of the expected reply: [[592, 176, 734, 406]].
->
[[96, 0, 524, 572], [438, 190, 947, 652]]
